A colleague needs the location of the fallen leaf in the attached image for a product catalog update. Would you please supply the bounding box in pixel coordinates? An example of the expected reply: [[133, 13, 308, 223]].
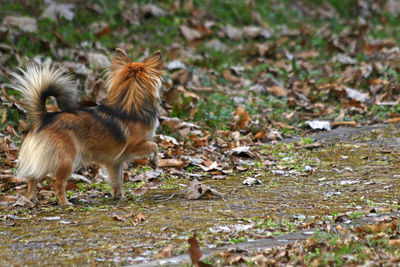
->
[[306, 120, 331, 131], [165, 60, 186, 70], [223, 69, 241, 83], [254, 130, 266, 140], [69, 174, 92, 184], [354, 221, 398, 234], [224, 25, 243, 40], [384, 117, 400, 123], [88, 52, 111, 69], [112, 212, 134, 221], [89, 21, 110, 38], [3, 16, 37, 32], [140, 4, 167, 18], [12, 196, 34, 208], [345, 87, 370, 103], [155, 244, 174, 259], [389, 239, 400, 246], [0, 195, 18, 207], [243, 25, 262, 39], [159, 159, 186, 168], [243, 177, 262, 186], [267, 85, 288, 97], [232, 107, 251, 131], [42, 2, 74, 21], [132, 170, 162, 182], [186, 179, 224, 200], [133, 213, 145, 226], [229, 146, 254, 157], [180, 25, 202, 41], [333, 53, 357, 65]]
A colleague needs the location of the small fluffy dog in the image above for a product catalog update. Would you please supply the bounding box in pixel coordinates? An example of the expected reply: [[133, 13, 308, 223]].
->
[[10, 49, 163, 205]]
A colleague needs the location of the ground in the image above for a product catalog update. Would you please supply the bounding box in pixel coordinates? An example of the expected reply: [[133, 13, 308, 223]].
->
[[1, 0, 400, 266]]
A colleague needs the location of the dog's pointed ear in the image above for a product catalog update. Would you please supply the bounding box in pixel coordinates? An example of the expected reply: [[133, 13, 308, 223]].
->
[[115, 48, 129, 58], [111, 48, 131, 68], [143, 51, 164, 72]]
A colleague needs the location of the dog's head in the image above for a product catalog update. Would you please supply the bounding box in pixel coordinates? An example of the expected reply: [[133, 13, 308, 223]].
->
[[106, 48, 164, 114]]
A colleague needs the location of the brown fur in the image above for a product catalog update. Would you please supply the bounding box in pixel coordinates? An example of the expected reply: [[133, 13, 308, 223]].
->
[[11, 49, 163, 206]]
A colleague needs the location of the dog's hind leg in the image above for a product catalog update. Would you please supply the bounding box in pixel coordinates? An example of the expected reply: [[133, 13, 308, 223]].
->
[[27, 178, 38, 204], [106, 163, 124, 199], [54, 160, 74, 206]]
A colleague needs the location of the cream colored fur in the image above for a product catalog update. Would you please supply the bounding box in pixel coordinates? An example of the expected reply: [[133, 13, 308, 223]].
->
[[17, 132, 59, 179]]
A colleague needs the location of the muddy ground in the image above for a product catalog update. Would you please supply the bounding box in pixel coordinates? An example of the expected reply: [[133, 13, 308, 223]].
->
[[1, 124, 399, 266]]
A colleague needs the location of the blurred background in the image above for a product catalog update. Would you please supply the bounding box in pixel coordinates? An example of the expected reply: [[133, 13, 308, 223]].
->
[[1, 0, 400, 140]]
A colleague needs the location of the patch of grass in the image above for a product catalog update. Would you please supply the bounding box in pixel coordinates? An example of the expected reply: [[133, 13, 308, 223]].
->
[[229, 237, 247, 244], [192, 92, 235, 129], [91, 182, 111, 193]]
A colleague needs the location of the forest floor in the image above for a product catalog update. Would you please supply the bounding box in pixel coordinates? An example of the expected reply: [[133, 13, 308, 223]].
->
[[1, 0, 400, 266]]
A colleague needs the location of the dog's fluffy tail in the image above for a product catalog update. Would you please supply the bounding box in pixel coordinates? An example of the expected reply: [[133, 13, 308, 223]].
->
[[9, 62, 78, 130]]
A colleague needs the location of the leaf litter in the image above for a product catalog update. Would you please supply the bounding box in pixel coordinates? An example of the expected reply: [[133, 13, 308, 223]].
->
[[1, 0, 400, 266]]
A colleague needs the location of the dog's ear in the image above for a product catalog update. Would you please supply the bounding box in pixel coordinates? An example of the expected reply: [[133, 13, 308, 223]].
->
[[143, 51, 164, 72], [115, 48, 129, 58], [113, 48, 131, 65]]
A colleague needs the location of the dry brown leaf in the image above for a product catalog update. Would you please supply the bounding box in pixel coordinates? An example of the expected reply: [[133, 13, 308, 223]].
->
[[389, 239, 400, 246], [362, 39, 397, 55], [256, 43, 276, 57], [140, 4, 167, 18], [267, 85, 288, 97], [186, 179, 224, 200], [133, 213, 145, 226], [385, 117, 400, 123], [159, 158, 186, 168], [330, 121, 357, 127], [243, 25, 262, 38], [0, 195, 18, 207], [112, 212, 134, 222], [354, 222, 397, 234], [368, 78, 389, 86], [155, 244, 174, 259], [273, 121, 295, 129], [6, 124, 16, 135], [132, 186, 148, 196], [232, 107, 251, 131], [180, 25, 202, 41], [223, 69, 241, 83], [254, 130, 266, 140], [335, 225, 347, 234], [3, 16, 37, 32], [1, 109, 6, 124], [89, 21, 110, 38], [224, 25, 243, 40]]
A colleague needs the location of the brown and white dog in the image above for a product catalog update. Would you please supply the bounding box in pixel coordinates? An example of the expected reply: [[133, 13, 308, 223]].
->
[[10, 49, 163, 205]]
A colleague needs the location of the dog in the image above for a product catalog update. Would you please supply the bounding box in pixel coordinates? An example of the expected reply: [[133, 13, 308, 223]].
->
[[10, 48, 163, 206]]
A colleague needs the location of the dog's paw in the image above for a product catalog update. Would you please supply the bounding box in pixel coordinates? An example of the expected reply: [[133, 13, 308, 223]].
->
[[150, 158, 159, 170], [60, 200, 73, 206]]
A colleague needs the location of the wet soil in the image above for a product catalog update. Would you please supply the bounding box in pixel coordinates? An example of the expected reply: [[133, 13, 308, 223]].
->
[[1, 124, 399, 266]]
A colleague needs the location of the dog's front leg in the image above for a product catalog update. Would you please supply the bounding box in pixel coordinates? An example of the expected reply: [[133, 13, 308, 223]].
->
[[127, 141, 159, 170], [106, 163, 124, 199]]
